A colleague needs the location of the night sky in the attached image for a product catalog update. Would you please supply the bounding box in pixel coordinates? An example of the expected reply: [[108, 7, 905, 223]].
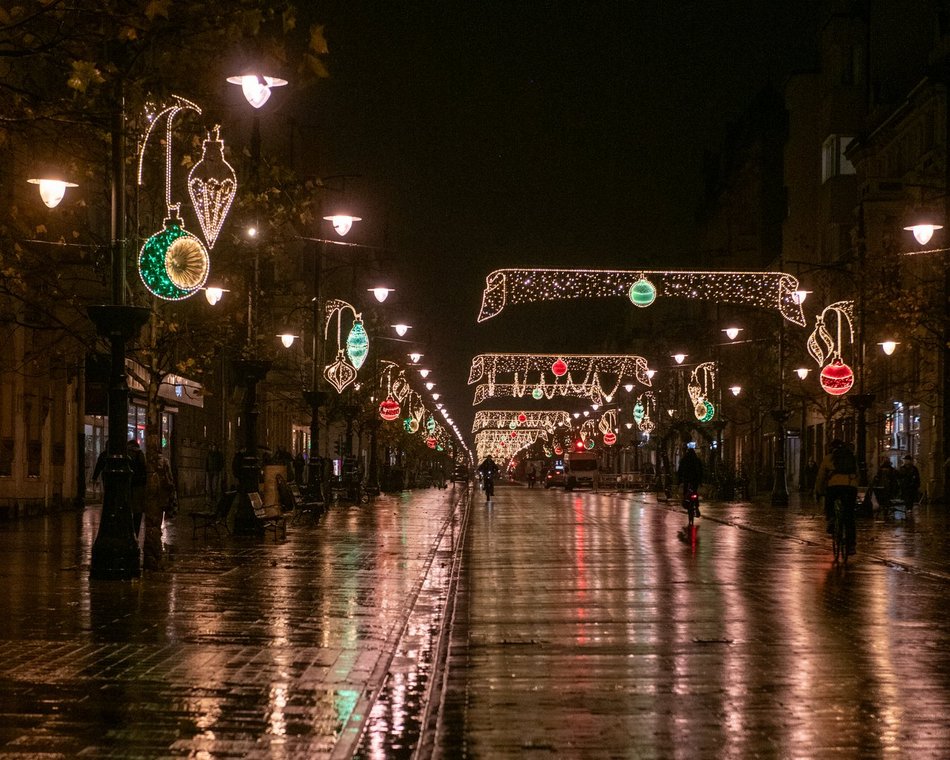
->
[[289, 1, 821, 442]]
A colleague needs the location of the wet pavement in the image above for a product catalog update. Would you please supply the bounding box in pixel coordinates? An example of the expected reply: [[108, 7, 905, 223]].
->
[[0, 483, 948, 758], [434, 485, 950, 758]]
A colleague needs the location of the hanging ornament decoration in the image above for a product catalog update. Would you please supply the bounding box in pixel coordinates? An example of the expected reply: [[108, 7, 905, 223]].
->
[[543, 446, 553, 458], [478, 268, 808, 326], [820, 357, 854, 396], [552, 358, 568, 377], [508, 420, 518, 430], [585, 439, 596, 451], [532, 386, 544, 400], [603, 431, 617, 446], [472, 410, 571, 433], [554, 445, 563, 456], [627, 275, 657, 307], [138, 208, 209, 300], [136, 96, 211, 301], [427, 437, 437, 449], [686, 362, 717, 422], [640, 418, 655, 435], [404, 417, 418, 433], [427, 415, 436, 434], [633, 400, 645, 425], [323, 299, 364, 394], [346, 318, 369, 369], [379, 397, 401, 421], [518, 412, 528, 424], [187, 125, 237, 248], [695, 400, 715, 423], [324, 350, 357, 393]]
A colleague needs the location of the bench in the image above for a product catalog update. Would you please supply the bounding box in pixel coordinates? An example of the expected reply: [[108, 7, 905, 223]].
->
[[249, 491, 286, 541], [276, 475, 323, 525], [190, 491, 235, 539]]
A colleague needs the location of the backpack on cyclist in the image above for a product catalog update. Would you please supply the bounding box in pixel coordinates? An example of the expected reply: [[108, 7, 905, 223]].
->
[[831, 443, 857, 475]]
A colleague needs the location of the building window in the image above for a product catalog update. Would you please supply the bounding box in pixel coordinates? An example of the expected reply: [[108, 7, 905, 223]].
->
[[822, 134, 856, 182]]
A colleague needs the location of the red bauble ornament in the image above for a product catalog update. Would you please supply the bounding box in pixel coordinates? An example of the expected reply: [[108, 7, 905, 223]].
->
[[554, 445, 563, 456], [552, 358, 568, 377], [603, 431, 617, 446], [426, 437, 437, 449], [517, 412, 527, 424], [379, 397, 401, 421], [820, 358, 854, 396]]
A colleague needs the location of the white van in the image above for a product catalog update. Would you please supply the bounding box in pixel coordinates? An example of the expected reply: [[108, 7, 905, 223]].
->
[[564, 451, 599, 491]]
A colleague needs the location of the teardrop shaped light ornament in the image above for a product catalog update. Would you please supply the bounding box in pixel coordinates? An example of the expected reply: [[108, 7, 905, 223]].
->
[[324, 350, 357, 393], [346, 318, 369, 369], [633, 400, 645, 425], [187, 126, 237, 249]]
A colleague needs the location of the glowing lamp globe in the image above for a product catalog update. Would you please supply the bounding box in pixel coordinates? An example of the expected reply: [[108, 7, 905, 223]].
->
[[227, 73, 288, 109], [603, 431, 617, 446], [905, 222, 943, 246], [628, 276, 657, 307], [820, 358, 854, 396], [324, 214, 362, 236], [379, 397, 401, 421], [28, 177, 78, 208], [552, 358, 568, 377]]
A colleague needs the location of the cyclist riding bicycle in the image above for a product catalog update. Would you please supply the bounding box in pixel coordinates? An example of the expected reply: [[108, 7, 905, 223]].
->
[[677, 445, 704, 517], [478, 455, 499, 502], [815, 439, 858, 556]]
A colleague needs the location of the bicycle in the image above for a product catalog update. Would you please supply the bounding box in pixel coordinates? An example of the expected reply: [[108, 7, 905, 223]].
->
[[483, 475, 495, 502], [831, 496, 849, 564], [683, 487, 699, 526]]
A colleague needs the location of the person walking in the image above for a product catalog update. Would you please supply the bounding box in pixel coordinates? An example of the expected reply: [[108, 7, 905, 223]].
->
[[143, 448, 174, 572], [127, 439, 148, 539], [898, 454, 921, 507], [871, 458, 899, 515], [815, 439, 859, 555]]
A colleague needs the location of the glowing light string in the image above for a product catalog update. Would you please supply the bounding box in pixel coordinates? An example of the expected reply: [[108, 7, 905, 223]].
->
[[472, 410, 572, 433], [807, 301, 855, 366], [473, 382, 608, 406], [477, 268, 807, 326], [323, 299, 364, 393], [475, 429, 545, 460]]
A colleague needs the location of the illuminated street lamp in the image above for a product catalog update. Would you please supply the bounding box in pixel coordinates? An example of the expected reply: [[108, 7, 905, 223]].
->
[[203, 285, 229, 305], [392, 323, 411, 337], [27, 175, 78, 208], [323, 212, 362, 236], [278, 333, 299, 348], [369, 287, 393, 303], [723, 327, 742, 341], [672, 353, 687, 364], [904, 209, 943, 245], [227, 72, 288, 109], [879, 340, 899, 356]]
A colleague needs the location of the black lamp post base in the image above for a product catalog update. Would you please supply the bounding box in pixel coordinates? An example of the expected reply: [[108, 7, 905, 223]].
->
[[90, 464, 140, 580]]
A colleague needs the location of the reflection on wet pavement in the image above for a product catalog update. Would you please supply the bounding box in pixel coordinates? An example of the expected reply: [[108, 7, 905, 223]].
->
[[436, 485, 950, 757], [0, 487, 465, 758]]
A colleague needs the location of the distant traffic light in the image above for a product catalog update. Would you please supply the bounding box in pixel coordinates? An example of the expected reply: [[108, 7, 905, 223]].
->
[[574, 439, 585, 451]]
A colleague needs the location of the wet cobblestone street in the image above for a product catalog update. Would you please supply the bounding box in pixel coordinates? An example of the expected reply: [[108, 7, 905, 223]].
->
[[0, 482, 949, 758]]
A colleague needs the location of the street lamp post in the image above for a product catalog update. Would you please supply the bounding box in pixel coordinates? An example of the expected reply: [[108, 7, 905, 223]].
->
[[89, 82, 151, 580]]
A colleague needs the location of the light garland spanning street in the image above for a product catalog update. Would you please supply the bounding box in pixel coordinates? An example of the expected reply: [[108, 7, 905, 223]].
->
[[475, 428, 546, 460], [472, 410, 572, 433], [477, 268, 808, 326], [472, 382, 610, 406], [469, 353, 652, 385]]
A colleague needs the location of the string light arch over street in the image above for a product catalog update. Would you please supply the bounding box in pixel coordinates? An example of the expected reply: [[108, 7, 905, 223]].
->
[[477, 268, 808, 326]]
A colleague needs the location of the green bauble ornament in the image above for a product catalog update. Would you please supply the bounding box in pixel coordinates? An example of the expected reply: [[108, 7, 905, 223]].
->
[[628, 276, 656, 308], [532, 387, 544, 400], [138, 215, 209, 301]]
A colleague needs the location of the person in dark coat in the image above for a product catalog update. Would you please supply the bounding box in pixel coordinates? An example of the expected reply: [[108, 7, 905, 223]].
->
[[677, 445, 704, 516]]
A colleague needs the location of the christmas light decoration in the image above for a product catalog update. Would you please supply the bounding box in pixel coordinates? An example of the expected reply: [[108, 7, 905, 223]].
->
[[478, 268, 808, 325], [807, 301, 855, 396], [687, 361, 717, 421], [473, 383, 609, 406], [532, 386, 544, 400], [379, 397, 401, 421], [136, 96, 210, 301], [820, 358, 854, 396], [346, 318, 369, 369], [603, 431, 617, 446], [187, 125, 237, 248], [323, 299, 365, 394], [552, 358, 568, 377], [472, 410, 571, 432], [628, 275, 657, 307], [633, 400, 645, 425]]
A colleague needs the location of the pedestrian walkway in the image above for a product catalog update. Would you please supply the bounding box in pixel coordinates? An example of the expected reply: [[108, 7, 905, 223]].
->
[[0, 485, 469, 758], [433, 482, 950, 757]]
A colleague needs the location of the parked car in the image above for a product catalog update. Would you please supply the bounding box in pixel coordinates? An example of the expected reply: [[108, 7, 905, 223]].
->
[[543, 467, 566, 489]]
